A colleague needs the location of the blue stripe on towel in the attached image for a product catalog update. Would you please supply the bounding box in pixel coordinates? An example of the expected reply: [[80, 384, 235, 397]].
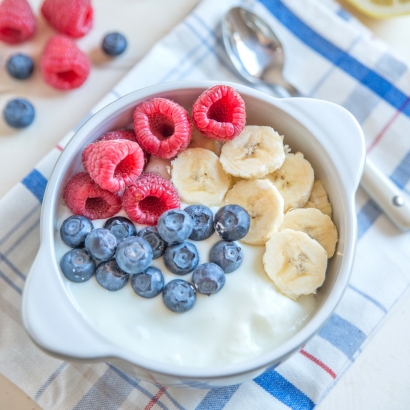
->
[[259, 0, 410, 116], [21, 169, 48, 203], [73, 366, 134, 410], [0, 269, 22, 295], [254, 370, 315, 409], [195, 385, 240, 410], [348, 284, 388, 313], [390, 151, 410, 189], [318, 314, 366, 358], [357, 200, 382, 240]]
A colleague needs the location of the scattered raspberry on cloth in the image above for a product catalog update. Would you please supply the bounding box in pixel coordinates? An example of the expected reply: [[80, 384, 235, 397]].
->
[[40, 35, 91, 90], [41, 0, 93, 38], [0, 0, 36, 44]]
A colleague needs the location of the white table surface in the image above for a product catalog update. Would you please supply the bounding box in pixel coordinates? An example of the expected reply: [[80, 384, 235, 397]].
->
[[1, 0, 410, 409]]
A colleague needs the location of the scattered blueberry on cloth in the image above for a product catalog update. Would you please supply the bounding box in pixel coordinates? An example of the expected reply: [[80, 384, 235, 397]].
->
[[3, 98, 35, 128], [6, 53, 34, 79]]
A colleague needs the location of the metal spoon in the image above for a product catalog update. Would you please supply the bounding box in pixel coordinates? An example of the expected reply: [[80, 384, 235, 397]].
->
[[222, 6, 410, 231], [222, 7, 297, 98]]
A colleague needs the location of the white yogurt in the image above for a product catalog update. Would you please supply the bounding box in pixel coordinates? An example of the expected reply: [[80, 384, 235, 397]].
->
[[55, 203, 317, 368]]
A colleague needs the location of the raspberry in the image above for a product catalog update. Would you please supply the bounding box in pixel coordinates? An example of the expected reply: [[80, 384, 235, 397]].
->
[[41, 35, 91, 90], [0, 0, 36, 44], [122, 173, 180, 225], [98, 129, 137, 143], [97, 129, 150, 168], [41, 0, 93, 38], [133, 98, 192, 159], [192, 85, 246, 141], [63, 173, 121, 220], [82, 139, 144, 193]]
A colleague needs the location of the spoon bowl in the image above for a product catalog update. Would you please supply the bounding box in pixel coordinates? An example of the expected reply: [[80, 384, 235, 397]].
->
[[222, 6, 297, 96]]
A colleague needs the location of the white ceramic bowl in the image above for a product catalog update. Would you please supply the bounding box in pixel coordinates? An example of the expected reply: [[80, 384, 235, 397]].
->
[[22, 81, 365, 388]]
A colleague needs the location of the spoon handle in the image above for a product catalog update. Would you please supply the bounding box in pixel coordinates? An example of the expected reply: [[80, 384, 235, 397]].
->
[[273, 86, 410, 231], [360, 159, 410, 231], [270, 84, 294, 98]]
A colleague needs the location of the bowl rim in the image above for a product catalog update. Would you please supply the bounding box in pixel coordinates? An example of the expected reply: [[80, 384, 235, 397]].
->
[[29, 80, 363, 380]]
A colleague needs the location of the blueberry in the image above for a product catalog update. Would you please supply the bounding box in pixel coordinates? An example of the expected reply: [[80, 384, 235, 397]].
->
[[60, 249, 96, 282], [115, 236, 153, 274], [104, 216, 136, 242], [84, 228, 117, 261], [6, 54, 34, 79], [162, 279, 196, 313], [157, 209, 193, 244], [102, 32, 127, 56], [138, 227, 166, 259], [191, 263, 226, 296], [184, 205, 214, 241], [3, 98, 35, 128], [60, 215, 94, 248], [163, 242, 199, 275], [214, 205, 250, 241], [95, 259, 129, 291], [209, 240, 242, 273], [131, 267, 164, 298]]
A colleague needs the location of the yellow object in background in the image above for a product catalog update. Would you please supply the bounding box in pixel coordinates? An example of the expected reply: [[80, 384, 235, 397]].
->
[[346, 0, 410, 17]]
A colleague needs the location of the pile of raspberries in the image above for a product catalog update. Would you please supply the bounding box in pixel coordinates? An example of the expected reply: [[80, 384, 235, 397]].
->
[[64, 85, 246, 225], [0, 0, 93, 89]]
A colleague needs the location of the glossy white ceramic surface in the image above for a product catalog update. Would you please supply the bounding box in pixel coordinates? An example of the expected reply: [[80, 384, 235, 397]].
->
[[21, 81, 365, 387]]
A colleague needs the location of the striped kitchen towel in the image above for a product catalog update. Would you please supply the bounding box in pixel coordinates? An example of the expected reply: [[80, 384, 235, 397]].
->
[[1, 0, 410, 409]]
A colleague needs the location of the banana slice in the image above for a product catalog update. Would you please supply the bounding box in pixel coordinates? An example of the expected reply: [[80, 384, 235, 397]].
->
[[229, 175, 244, 189], [266, 152, 314, 212], [305, 180, 332, 218], [224, 179, 284, 245], [220, 125, 285, 179], [171, 148, 231, 206], [279, 208, 338, 258], [263, 229, 327, 300], [189, 128, 223, 156]]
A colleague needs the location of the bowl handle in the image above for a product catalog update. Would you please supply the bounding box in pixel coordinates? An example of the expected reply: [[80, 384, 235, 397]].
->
[[22, 245, 113, 360], [282, 98, 366, 194]]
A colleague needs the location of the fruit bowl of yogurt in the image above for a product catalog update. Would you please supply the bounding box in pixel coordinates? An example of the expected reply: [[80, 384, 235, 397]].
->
[[22, 81, 365, 387]]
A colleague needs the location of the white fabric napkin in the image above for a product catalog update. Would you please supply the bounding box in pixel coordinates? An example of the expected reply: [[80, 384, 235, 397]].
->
[[1, 0, 410, 408]]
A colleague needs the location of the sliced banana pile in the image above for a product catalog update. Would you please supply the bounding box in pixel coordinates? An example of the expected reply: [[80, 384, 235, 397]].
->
[[305, 180, 332, 218], [171, 147, 231, 206], [170, 122, 339, 301], [279, 208, 338, 258], [266, 152, 314, 212], [263, 229, 328, 300], [224, 179, 284, 246], [220, 125, 285, 179]]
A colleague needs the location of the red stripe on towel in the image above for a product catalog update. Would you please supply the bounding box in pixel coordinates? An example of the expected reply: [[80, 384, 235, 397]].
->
[[300, 349, 337, 379], [145, 386, 167, 410], [367, 97, 410, 153]]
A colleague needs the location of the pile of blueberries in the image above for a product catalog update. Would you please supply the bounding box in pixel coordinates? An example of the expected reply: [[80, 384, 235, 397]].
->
[[60, 204, 250, 313]]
